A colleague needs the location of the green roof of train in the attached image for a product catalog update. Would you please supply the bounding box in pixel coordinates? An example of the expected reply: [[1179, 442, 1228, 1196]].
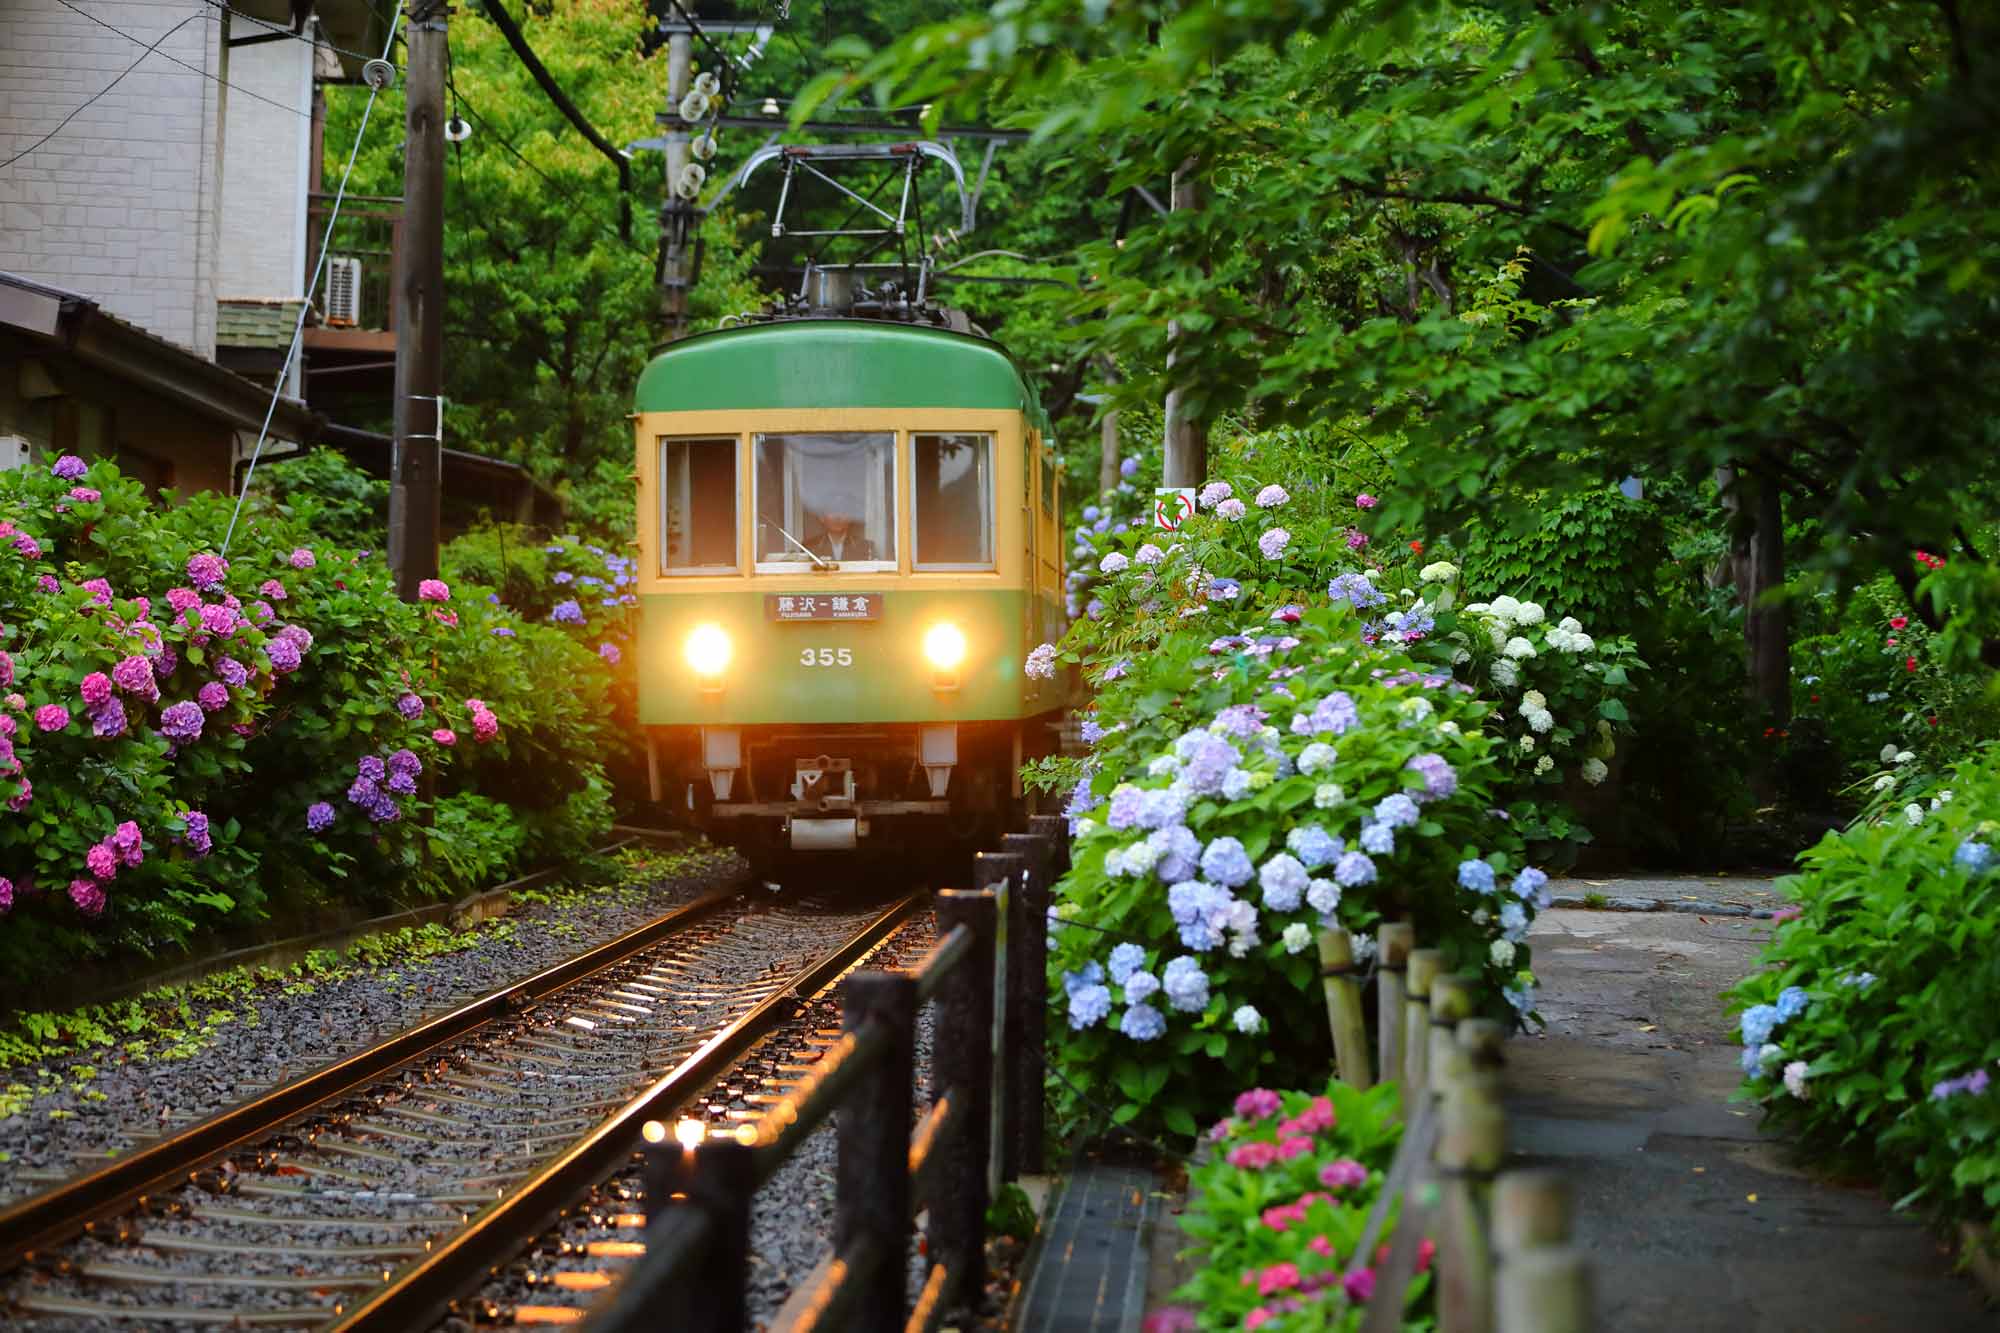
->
[[634, 318, 1049, 431]]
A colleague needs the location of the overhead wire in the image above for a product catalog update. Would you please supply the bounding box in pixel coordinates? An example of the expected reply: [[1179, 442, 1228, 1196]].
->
[[52, 0, 310, 119], [222, 3, 407, 556], [0, 13, 202, 170], [190, 0, 391, 71]]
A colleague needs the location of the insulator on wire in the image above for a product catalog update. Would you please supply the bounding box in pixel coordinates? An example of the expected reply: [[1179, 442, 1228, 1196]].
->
[[679, 89, 711, 122], [675, 162, 707, 200], [691, 132, 717, 162], [693, 70, 721, 99]]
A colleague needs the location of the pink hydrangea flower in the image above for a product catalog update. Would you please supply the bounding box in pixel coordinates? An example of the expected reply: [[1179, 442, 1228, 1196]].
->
[[432, 727, 457, 747], [85, 843, 118, 881], [1342, 1268, 1375, 1303], [1355, 493, 1379, 509], [8, 775, 32, 810], [1257, 1263, 1301, 1297], [80, 578, 113, 606], [37, 574, 58, 594], [111, 655, 157, 698], [418, 579, 451, 603], [0, 651, 11, 687], [68, 486, 101, 503], [1233, 1088, 1282, 1121], [1417, 1237, 1436, 1274], [114, 820, 143, 866], [69, 878, 105, 917], [1276, 1135, 1314, 1161], [289, 547, 316, 570], [34, 704, 69, 732], [1319, 1158, 1368, 1190], [80, 672, 113, 706], [260, 579, 286, 601], [1226, 1141, 1279, 1170], [1244, 1310, 1272, 1331], [1309, 1235, 1336, 1258], [165, 587, 201, 614], [1345, 529, 1369, 550], [0, 877, 12, 914]]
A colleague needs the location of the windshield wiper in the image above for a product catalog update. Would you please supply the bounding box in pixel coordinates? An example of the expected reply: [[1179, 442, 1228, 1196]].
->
[[762, 520, 832, 569]]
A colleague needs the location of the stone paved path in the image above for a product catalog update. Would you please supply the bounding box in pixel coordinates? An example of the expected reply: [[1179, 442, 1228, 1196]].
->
[[1511, 892, 1994, 1331]]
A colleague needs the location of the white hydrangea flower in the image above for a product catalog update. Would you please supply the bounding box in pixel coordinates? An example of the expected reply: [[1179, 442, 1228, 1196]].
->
[[1419, 561, 1459, 583], [1528, 708, 1554, 733], [1313, 782, 1344, 809], [1451, 647, 1472, 666], [1232, 1004, 1263, 1034], [1299, 742, 1337, 776], [1534, 754, 1555, 774], [1894, 750, 1915, 765], [1518, 735, 1536, 752], [1515, 601, 1546, 625], [1464, 601, 1492, 614], [1490, 939, 1516, 967], [1504, 636, 1538, 660], [1580, 757, 1609, 786], [1282, 922, 1312, 954], [1400, 697, 1433, 722], [1558, 616, 1582, 633], [1489, 595, 1523, 622], [1782, 1060, 1811, 1099], [1569, 633, 1595, 653], [1871, 774, 1895, 791], [1879, 743, 1899, 763], [1491, 659, 1520, 689], [1939, 789, 1955, 803], [1904, 802, 1925, 826], [1074, 818, 1097, 837], [1486, 622, 1511, 652], [1439, 720, 1461, 735], [1522, 690, 1548, 711]]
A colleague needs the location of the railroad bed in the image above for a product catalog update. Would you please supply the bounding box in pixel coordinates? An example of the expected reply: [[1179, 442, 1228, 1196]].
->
[[1, 885, 930, 1330]]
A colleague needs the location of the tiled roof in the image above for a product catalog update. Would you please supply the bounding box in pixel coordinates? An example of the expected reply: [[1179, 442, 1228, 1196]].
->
[[216, 300, 310, 350]]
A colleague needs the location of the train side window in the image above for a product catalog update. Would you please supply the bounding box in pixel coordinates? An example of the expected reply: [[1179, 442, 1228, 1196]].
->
[[913, 433, 994, 569], [660, 437, 739, 573]]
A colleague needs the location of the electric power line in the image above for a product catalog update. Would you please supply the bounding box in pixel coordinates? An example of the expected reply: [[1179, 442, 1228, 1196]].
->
[[53, 0, 310, 119], [0, 12, 202, 171]]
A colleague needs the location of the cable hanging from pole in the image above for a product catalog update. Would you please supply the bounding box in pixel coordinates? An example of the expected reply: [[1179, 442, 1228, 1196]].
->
[[222, 9, 408, 558]]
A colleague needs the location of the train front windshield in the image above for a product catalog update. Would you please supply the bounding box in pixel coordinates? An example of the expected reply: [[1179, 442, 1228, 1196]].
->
[[755, 433, 897, 567]]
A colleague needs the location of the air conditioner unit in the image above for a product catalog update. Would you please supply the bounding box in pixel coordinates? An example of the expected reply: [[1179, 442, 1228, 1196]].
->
[[324, 256, 363, 327], [0, 436, 30, 472]]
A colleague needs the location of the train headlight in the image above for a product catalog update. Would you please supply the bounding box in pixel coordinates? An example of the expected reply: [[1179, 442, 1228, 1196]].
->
[[684, 623, 733, 677], [922, 622, 967, 671]]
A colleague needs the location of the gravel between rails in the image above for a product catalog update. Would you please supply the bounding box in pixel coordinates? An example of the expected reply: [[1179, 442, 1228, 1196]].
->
[[458, 909, 943, 1332], [0, 849, 749, 1207]]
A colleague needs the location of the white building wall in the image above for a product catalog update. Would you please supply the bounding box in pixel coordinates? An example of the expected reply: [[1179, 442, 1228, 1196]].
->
[[0, 0, 239, 358], [217, 35, 310, 301]]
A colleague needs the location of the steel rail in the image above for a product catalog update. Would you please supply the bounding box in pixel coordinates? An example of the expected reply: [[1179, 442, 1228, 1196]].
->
[[0, 884, 742, 1273], [323, 891, 924, 1332]]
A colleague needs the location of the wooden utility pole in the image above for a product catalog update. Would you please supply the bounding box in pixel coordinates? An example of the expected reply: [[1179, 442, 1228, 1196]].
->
[[389, 0, 449, 599], [1162, 161, 1207, 488], [1095, 355, 1120, 497], [658, 12, 695, 336]]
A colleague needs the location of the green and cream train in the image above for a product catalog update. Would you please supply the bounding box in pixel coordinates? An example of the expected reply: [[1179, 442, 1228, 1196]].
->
[[632, 317, 1071, 865]]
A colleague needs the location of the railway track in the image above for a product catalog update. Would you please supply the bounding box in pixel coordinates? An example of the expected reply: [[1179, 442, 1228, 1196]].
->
[[0, 884, 924, 1330]]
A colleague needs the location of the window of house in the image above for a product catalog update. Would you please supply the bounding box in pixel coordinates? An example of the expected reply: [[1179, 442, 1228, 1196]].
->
[[913, 433, 994, 569], [660, 437, 739, 573], [753, 432, 897, 568]]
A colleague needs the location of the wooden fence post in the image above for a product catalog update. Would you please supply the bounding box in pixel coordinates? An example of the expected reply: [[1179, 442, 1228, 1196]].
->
[[642, 1133, 754, 1333], [1029, 814, 1070, 878], [1494, 1171, 1587, 1333], [1002, 829, 1054, 1176], [931, 887, 999, 1312], [1428, 975, 1477, 1099], [1403, 948, 1442, 1108], [1435, 1028, 1505, 1333], [837, 970, 917, 1329], [1376, 923, 1414, 1100], [1318, 926, 1371, 1087], [974, 851, 1023, 1187]]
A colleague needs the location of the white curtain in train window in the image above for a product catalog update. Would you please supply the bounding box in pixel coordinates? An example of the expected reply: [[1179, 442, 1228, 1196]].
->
[[755, 433, 896, 563]]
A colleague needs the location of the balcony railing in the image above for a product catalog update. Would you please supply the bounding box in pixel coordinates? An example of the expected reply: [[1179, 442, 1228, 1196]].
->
[[306, 192, 401, 333]]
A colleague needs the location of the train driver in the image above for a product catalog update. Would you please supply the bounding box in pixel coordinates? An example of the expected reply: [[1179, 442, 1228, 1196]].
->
[[808, 494, 876, 562]]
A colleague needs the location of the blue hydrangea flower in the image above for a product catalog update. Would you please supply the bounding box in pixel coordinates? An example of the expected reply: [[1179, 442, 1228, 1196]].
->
[[1458, 859, 1497, 894], [1499, 902, 1529, 942], [1083, 505, 1101, 521], [1359, 822, 1395, 855], [1740, 1003, 1781, 1048], [1200, 837, 1256, 888], [1514, 866, 1550, 904], [1374, 794, 1421, 829], [1291, 691, 1360, 737], [1206, 577, 1241, 603], [1107, 942, 1147, 986], [1259, 853, 1310, 912], [1307, 878, 1341, 915], [1956, 840, 1996, 875], [1081, 719, 1105, 745], [1124, 971, 1161, 1005], [1119, 1002, 1166, 1041], [1135, 787, 1188, 831], [1334, 850, 1377, 887], [1222, 768, 1256, 802], [1069, 984, 1112, 1030], [1163, 956, 1210, 1012], [1328, 572, 1387, 610], [1062, 961, 1104, 998], [1286, 825, 1341, 870], [1120, 456, 1139, 478], [1106, 785, 1146, 830], [1150, 825, 1202, 884], [1774, 986, 1809, 1022]]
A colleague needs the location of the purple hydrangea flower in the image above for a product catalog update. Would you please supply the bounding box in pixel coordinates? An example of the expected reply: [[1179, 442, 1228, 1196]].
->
[[1211, 704, 1268, 739], [196, 682, 229, 712], [1328, 572, 1386, 610], [1205, 578, 1241, 603], [89, 697, 127, 739], [1407, 753, 1458, 801], [276, 624, 313, 652], [551, 599, 584, 624], [347, 776, 379, 807], [306, 801, 336, 833], [186, 553, 229, 591], [396, 693, 425, 720], [598, 642, 621, 665], [289, 547, 316, 569], [214, 656, 248, 687], [52, 454, 89, 480], [357, 755, 386, 783], [385, 770, 417, 796], [198, 603, 239, 638], [182, 810, 211, 855], [266, 638, 301, 674], [159, 700, 204, 744], [386, 748, 421, 776]]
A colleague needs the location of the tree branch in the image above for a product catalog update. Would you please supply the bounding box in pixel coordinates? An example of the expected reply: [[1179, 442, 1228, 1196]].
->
[[1341, 181, 1589, 241]]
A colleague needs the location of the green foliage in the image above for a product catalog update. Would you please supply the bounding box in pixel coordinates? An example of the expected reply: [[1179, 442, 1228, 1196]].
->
[[247, 450, 389, 552], [1727, 745, 2000, 1239], [1168, 1080, 1429, 1329]]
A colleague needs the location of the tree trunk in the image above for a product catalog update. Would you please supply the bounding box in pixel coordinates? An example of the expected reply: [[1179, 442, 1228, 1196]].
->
[[1717, 463, 1790, 784], [1162, 162, 1208, 489], [1096, 356, 1120, 497]]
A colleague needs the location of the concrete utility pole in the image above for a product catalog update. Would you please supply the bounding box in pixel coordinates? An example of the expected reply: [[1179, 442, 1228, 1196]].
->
[[1161, 161, 1207, 489], [658, 13, 695, 337], [1096, 355, 1121, 497], [389, 0, 449, 600]]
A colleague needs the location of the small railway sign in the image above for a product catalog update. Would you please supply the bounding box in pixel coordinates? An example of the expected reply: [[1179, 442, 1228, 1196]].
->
[[767, 593, 883, 621], [1153, 487, 1197, 530]]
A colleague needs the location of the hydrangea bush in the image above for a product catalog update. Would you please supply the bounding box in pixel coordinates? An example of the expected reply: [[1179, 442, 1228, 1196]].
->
[[0, 458, 618, 979], [1044, 605, 1545, 1136], [1727, 744, 2000, 1239], [1150, 1079, 1429, 1331]]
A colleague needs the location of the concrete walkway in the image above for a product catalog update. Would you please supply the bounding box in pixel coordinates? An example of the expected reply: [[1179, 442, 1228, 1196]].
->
[[1512, 890, 1993, 1330]]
